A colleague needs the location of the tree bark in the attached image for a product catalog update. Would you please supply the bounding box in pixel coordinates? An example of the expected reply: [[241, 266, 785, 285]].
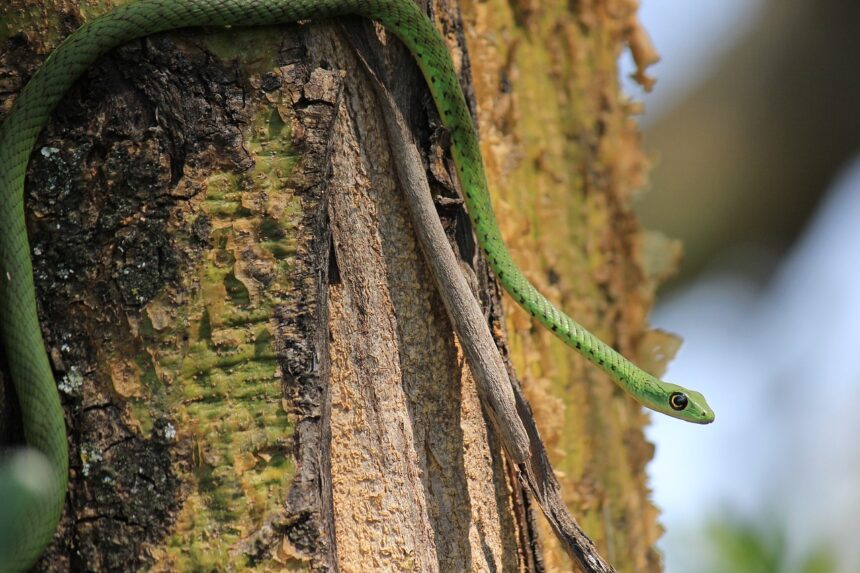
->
[[0, 0, 668, 571]]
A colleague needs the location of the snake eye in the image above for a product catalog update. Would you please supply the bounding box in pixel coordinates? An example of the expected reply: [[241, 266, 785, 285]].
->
[[669, 392, 688, 411]]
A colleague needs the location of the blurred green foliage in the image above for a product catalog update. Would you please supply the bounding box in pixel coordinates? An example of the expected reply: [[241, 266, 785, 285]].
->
[[703, 518, 836, 573]]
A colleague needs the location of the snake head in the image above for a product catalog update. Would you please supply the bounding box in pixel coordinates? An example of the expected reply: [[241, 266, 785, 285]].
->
[[653, 382, 715, 424], [631, 375, 715, 423]]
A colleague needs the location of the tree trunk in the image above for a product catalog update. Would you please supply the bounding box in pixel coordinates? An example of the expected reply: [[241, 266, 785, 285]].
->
[[0, 0, 668, 571], [639, 0, 860, 283]]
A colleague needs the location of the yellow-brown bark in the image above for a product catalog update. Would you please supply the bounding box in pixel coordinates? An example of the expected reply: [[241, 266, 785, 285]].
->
[[460, 1, 669, 570]]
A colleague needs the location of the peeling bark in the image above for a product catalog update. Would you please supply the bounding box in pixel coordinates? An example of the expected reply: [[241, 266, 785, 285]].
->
[[460, 1, 666, 571]]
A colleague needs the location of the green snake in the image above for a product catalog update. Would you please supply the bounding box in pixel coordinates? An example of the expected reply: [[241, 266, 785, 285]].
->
[[0, 0, 715, 569]]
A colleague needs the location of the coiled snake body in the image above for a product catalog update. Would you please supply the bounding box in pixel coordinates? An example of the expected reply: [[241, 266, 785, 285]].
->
[[0, 0, 714, 569]]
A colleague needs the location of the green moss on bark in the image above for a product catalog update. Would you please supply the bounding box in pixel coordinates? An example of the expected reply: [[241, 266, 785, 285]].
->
[[127, 85, 303, 570]]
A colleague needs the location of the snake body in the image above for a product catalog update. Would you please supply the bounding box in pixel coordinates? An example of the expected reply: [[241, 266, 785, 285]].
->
[[0, 0, 714, 569]]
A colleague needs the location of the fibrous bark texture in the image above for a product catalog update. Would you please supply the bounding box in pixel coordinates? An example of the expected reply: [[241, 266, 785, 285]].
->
[[459, 1, 669, 571]]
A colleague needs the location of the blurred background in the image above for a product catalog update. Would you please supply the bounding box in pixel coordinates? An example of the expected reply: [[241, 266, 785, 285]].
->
[[620, 1, 860, 572]]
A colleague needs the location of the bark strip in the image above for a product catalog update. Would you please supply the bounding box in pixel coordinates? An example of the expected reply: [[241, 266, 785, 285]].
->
[[352, 38, 616, 573]]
